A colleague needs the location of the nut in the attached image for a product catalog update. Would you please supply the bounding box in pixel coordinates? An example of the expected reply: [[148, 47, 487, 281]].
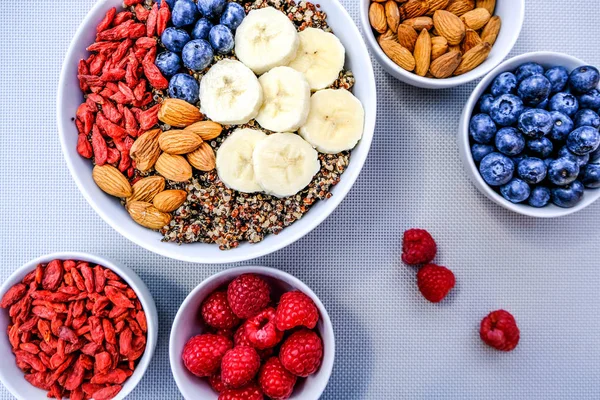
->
[[130, 129, 161, 172], [126, 201, 172, 230], [453, 42, 491, 75], [429, 50, 462, 78], [158, 130, 203, 154], [476, 0, 495, 14], [153, 190, 188, 213], [426, 0, 450, 15], [378, 29, 398, 45], [445, 0, 475, 16], [399, 0, 429, 20], [433, 10, 466, 45], [92, 165, 132, 198], [385, 0, 400, 33], [187, 142, 216, 172], [461, 29, 482, 53], [155, 153, 193, 182], [184, 121, 223, 141], [460, 7, 491, 30], [481, 15, 501, 45], [369, 2, 388, 34], [380, 40, 416, 71], [396, 24, 418, 52], [431, 36, 449, 60], [414, 29, 432, 77], [128, 176, 165, 203], [401, 16, 434, 32], [158, 98, 202, 128]]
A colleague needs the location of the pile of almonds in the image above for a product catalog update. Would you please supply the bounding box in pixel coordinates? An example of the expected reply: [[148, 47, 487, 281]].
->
[[369, 0, 501, 78]]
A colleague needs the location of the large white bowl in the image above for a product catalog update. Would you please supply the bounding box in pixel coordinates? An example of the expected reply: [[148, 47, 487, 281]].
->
[[169, 266, 335, 400], [0, 252, 158, 400], [359, 0, 525, 89], [458, 51, 600, 218], [57, 0, 376, 263]]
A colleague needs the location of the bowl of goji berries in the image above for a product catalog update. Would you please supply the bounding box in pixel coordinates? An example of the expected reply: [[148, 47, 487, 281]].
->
[[0, 252, 158, 400], [169, 266, 334, 400]]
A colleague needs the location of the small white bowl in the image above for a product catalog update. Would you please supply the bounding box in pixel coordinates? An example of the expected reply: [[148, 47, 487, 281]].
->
[[359, 1, 525, 89], [458, 51, 600, 218], [0, 252, 158, 400], [169, 266, 335, 400]]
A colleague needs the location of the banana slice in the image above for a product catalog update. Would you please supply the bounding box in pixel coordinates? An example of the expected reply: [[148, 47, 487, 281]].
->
[[234, 7, 300, 75], [256, 66, 311, 133], [288, 27, 346, 91], [252, 133, 320, 198], [199, 59, 263, 125], [299, 89, 364, 154], [216, 128, 267, 193]]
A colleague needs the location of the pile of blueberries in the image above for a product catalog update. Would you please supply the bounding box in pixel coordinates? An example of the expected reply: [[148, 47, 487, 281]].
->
[[153, 0, 246, 104], [470, 62, 600, 208]]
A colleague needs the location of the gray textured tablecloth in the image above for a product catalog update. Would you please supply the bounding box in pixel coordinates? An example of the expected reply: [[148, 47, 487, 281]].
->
[[2, 0, 600, 398]]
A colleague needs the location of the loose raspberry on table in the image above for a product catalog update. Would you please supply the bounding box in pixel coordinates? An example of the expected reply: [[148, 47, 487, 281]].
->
[[201, 291, 241, 330], [401, 228, 437, 265], [275, 290, 319, 331], [245, 307, 284, 350], [279, 329, 323, 377], [181, 334, 232, 377], [480, 309, 520, 351], [221, 346, 261, 389], [209, 373, 227, 393], [227, 274, 271, 319], [218, 383, 264, 400], [259, 357, 297, 400], [416, 264, 455, 303]]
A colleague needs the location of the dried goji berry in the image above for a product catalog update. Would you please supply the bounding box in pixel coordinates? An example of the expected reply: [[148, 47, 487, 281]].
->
[[103, 269, 122, 282], [92, 296, 110, 316], [22, 269, 37, 285], [92, 385, 123, 400], [51, 318, 64, 337], [127, 345, 146, 361], [19, 342, 40, 355], [87, 41, 120, 54], [0, 283, 27, 308], [97, 19, 134, 41], [76, 134, 93, 159], [128, 23, 147, 39], [91, 125, 108, 166], [111, 38, 132, 64], [38, 352, 52, 369], [89, 316, 104, 345], [97, 7, 116, 33], [25, 372, 51, 390], [32, 306, 57, 321], [65, 340, 84, 354], [64, 272, 75, 287], [143, 45, 157, 65], [99, 87, 115, 99], [132, 79, 146, 102], [106, 280, 128, 290], [91, 368, 129, 385], [78, 60, 90, 92], [9, 322, 21, 349], [71, 386, 84, 400], [92, 266, 106, 293], [70, 269, 86, 292], [114, 10, 134, 25], [100, 98, 123, 125], [58, 326, 79, 345], [85, 96, 98, 113], [97, 112, 127, 139], [134, 4, 150, 22], [122, 107, 139, 137], [94, 351, 112, 374], [32, 291, 72, 303], [124, 0, 143, 5], [75, 325, 91, 337], [133, 45, 148, 61], [106, 147, 121, 164], [117, 81, 135, 102], [118, 327, 133, 356], [101, 69, 127, 82], [41, 260, 63, 291], [104, 287, 135, 309], [138, 103, 161, 130], [157, 1, 170, 36], [109, 90, 129, 105], [118, 149, 132, 172], [64, 358, 85, 391], [15, 350, 46, 372], [18, 316, 39, 333], [146, 3, 158, 37], [20, 331, 31, 344]]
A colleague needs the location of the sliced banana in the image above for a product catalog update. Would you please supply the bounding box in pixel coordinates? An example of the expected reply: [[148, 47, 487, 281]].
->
[[299, 89, 364, 154], [256, 66, 311, 133], [216, 128, 267, 193], [234, 7, 300, 75], [199, 59, 263, 125], [288, 27, 346, 91], [252, 133, 320, 198]]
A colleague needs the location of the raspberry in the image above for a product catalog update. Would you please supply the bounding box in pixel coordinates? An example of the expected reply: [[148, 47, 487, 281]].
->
[[245, 307, 283, 350], [258, 357, 297, 400], [201, 291, 241, 330], [279, 329, 323, 377], [209, 373, 227, 393], [275, 291, 319, 331], [480, 310, 520, 351], [227, 274, 271, 319], [182, 334, 232, 377], [221, 346, 261, 389], [233, 321, 274, 360], [416, 264, 455, 303], [218, 383, 264, 400], [402, 229, 437, 265], [211, 328, 235, 340]]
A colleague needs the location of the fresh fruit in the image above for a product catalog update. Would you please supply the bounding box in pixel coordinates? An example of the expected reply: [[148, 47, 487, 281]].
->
[[182, 334, 232, 377], [258, 357, 297, 400], [551, 180, 585, 207], [547, 158, 579, 186], [549, 92, 579, 117], [182, 39, 214, 71], [197, 0, 226, 19], [515, 62, 544, 82], [279, 329, 323, 377], [479, 152, 514, 186], [469, 113, 496, 144], [579, 89, 600, 110], [517, 109, 553, 138], [221, 346, 261, 388], [581, 164, 600, 188], [244, 308, 283, 350], [574, 109, 600, 129], [545, 66, 569, 93], [171, 0, 199, 27], [209, 373, 227, 393], [567, 126, 600, 155], [126, 201, 172, 229], [275, 291, 319, 331], [227, 274, 270, 319], [491, 72, 517, 97], [518, 74, 551, 106], [201, 291, 241, 330], [159, 98, 203, 127], [216, 128, 267, 193], [471, 144, 494, 163], [500, 178, 531, 203], [569, 65, 600, 94], [161, 27, 191, 53], [92, 165, 132, 198], [416, 264, 455, 303], [527, 137, 553, 158], [495, 127, 525, 156], [155, 51, 182, 77], [480, 310, 520, 351], [528, 186, 551, 207], [558, 146, 589, 168], [401, 228, 436, 265], [548, 111, 574, 141], [517, 158, 547, 184], [168, 73, 200, 104], [192, 18, 213, 40], [218, 383, 264, 400], [489, 94, 524, 127], [209, 25, 235, 54], [220, 3, 245, 31]]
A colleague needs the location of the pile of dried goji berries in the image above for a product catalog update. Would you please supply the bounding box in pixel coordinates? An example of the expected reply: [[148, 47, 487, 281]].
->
[[76, 0, 171, 180], [0, 259, 148, 400]]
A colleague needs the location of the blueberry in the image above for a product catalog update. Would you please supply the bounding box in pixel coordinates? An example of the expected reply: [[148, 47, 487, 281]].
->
[[500, 178, 531, 203], [581, 164, 600, 188], [155, 51, 182, 77], [517, 157, 547, 184], [220, 2, 245, 30], [168, 73, 199, 104], [548, 111, 574, 141], [527, 137, 553, 158], [518, 74, 551, 106], [197, 0, 226, 19], [551, 180, 584, 208], [548, 158, 580, 186], [574, 109, 600, 129], [182, 39, 214, 71], [469, 113, 497, 144], [491, 72, 517, 97], [517, 108, 553, 138], [172, 0, 200, 27], [569, 65, 600, 94], [528, 186, 551, 207], [495, 127, 525, 156], [544, 158, 554, 169], [537, 97, 549, 110], [471, 144, 495, 163], [512, 154, 528, 165], [557, 146, 589, 168], [479, 152, 515, 186], [161, 27, 191, 53], [515, 62, 545, 82], [549, 92, 579, 117], [208, 25, 234, 54], [489, 94, 524, 126], [567, 126, 600, 155], [590, 146, 600, 163], [579, 89, 600, 111], [191, 18, 213, 40], [545, 66, 569, 93]]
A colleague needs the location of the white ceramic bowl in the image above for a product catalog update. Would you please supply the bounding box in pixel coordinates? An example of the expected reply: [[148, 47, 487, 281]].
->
[[169, 266, 335, 400], [57, 0, 376, 264], [0, 252, 158, 400], [359, 0, 524, 89], [458, 51, 600, 218]]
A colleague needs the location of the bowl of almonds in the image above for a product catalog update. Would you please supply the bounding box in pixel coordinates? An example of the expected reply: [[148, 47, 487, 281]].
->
[[360, 0, 524, 88]]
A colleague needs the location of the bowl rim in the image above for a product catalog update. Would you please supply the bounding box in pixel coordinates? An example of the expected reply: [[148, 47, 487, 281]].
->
[[56, 0, 377, 264], [458, 51, 600, 218], [168, 265, 335, 400], [358, 0, 525, 89], [0, 252, 158, 400]]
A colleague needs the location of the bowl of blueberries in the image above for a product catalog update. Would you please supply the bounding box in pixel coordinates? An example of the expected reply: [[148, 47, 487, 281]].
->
[[458, 52, 600, 217]]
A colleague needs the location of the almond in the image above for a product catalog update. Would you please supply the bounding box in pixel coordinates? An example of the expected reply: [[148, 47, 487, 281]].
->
[[481, 15, 501, 45], [414, 29, 432, 77], [429, 50, 462, 78], [385, 0, 400, 33], [401, 16, 433, 32], [128, 176, 165, 203], [448, 44, 462, 54], [92, 165, 132, 198], [460, 7, 491, 30], [184, 121, 223, 141], [158, 130, 203, 154], [187, 142, 216, 172], [369, 2, 387, 34], [396, 24, 418, 52], [453, 42, 491, 75], [461, 29, 482, 53], [380, 40, 416, 71], [126, 201, 172, 230], [153, 190, 188, 213], [476, 0, 495, 14], [445, 0, 475, 16], [431, 36, 448, 60], [155, 153, 193, 182], [399, 0, 429, 20], [433, 10, 465, 45], [378, 29, 398, 45], [130, 129, 161, 172], [426, 0, 450, 15], [158, 98, 202, 128]]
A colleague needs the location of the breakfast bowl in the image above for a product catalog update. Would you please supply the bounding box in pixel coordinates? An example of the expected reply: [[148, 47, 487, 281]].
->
[[359, 0, 524, 89], [57, 0, 376, 264], [458, 51, 600, 217], [0, 252, 158, 400], [169, 266, 335, 399]]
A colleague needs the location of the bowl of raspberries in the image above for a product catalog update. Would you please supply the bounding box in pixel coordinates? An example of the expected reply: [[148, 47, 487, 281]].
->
[[459, 52, 600, 217], [169, 267, 334, 399]]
